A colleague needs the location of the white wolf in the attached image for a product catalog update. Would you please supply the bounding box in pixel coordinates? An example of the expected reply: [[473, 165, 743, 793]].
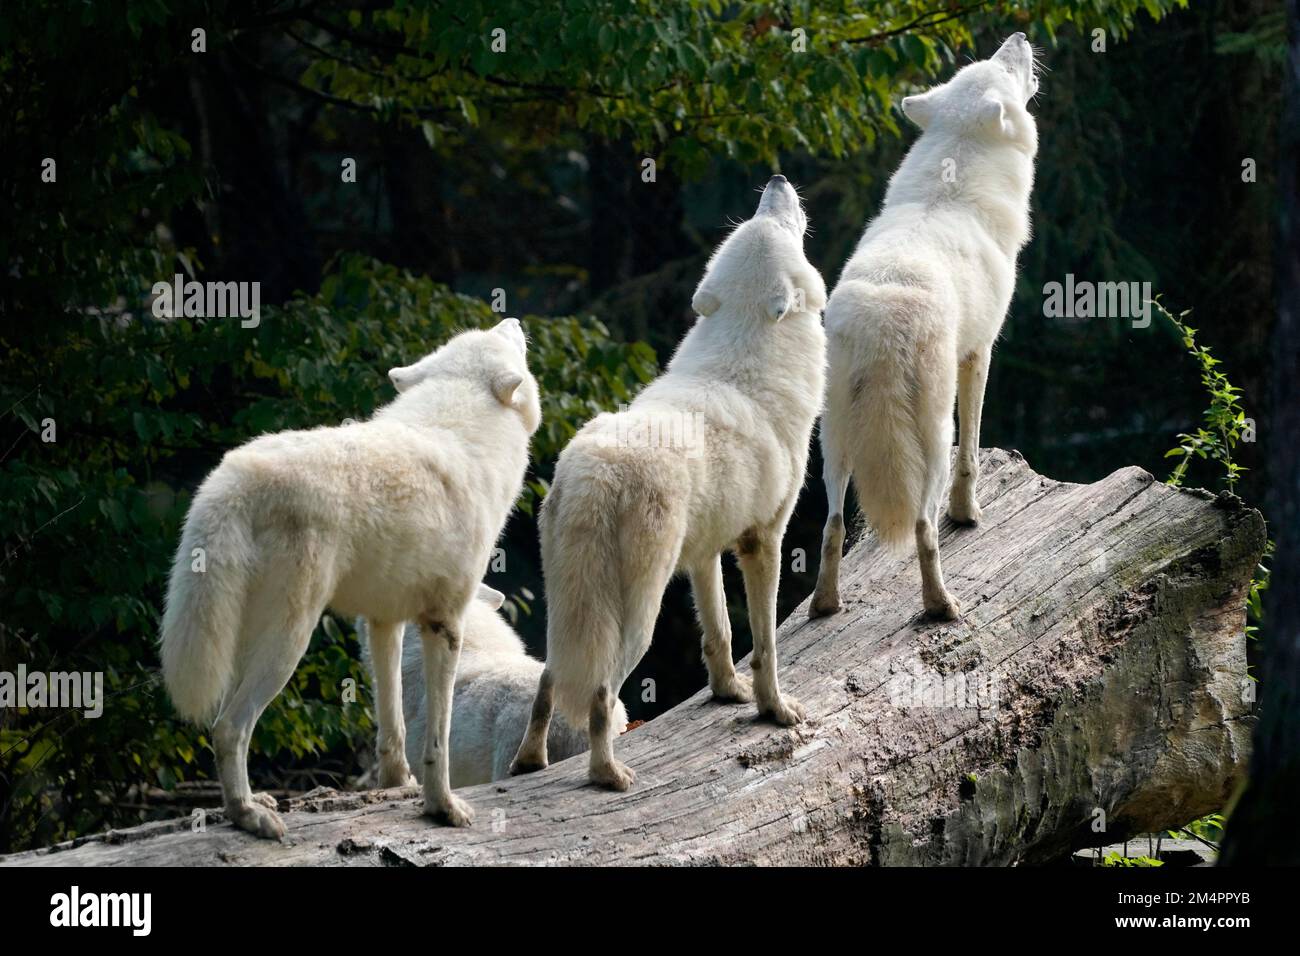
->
[[358, 585, 627, 786], [160, 319, 540, 838], [810, 33, 1040, 622], [510, 176, 827, 790]]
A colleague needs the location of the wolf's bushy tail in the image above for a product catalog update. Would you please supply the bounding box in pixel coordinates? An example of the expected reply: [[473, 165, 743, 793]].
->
[[539, 470, 629, 727], [825, 280, 940, 553], [159, 488, 253, 724]]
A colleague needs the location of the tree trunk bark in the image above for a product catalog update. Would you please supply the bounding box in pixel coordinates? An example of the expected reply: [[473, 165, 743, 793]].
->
[[3, 450, 1264, 867]]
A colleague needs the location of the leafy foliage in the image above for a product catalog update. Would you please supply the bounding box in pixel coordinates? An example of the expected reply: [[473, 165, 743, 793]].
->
[[1172, 812, 1226, 845], [1099, 851, 1164, 867], [1102, 853, 1164, 868], [286, 0, 1187, 174], [1246, 544, 1273, 648], [1214, 8, 1287, 67], [1160, 300, 1250, 494]]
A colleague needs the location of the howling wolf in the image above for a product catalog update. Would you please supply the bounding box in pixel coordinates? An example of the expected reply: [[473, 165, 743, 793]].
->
[[511, 176, 827, 790], [811, 33, 1040, 621]]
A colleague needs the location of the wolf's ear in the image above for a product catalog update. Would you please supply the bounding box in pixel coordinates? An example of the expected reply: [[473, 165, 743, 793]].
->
[[979, 95, 1014, 138], [388, 365, 414, 393], [765, 274, 797, 322], [475, 583, 506, 610], [692, 286, 721, 317], [765, 292, 791, 322], [901, 92, 936, 130], [491, 370, 524, 406]]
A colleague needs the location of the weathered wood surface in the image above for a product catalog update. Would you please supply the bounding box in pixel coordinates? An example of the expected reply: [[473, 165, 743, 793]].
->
[[4, 449, 1265, 866]]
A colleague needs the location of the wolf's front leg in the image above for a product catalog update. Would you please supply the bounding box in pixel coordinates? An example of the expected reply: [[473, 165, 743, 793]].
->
[[738, 529, 805, 726], [418, 615, 474, 827], [367, 618, 416, 788], [948, 348, 990, 526], [690, 556, 752, 702]]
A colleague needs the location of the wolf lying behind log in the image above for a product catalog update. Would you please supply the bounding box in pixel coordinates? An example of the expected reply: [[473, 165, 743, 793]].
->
[[358, 586, 627, 788]]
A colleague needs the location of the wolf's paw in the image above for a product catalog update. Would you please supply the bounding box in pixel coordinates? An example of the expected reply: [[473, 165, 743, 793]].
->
[[759, 693, 806, 727], [378, 759, 416, 789], [424, 793, 475, 828], [808, 589, 841, 618], [590, 759, 636, 792], [711, 672, 754, 704], [509, 753, 548, 776], [947, 499, 983, 527], [924, 592, 961, 621], [251, 791, 280, 811], [228, 799, 286, 841]]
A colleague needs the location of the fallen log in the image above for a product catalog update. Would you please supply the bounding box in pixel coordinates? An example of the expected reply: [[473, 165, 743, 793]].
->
[[3, 449, 1264, 866]]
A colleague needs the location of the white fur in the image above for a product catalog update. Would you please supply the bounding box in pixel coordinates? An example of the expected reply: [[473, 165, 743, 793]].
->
[[811, 34, 1039, 621], [358, 587, 626, 787], [159, 319, 540, 838], [510, 177, 827, 790]]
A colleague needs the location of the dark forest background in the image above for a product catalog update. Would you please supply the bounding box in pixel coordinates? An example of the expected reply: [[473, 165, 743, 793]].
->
[[0, 0, 1284, 853]]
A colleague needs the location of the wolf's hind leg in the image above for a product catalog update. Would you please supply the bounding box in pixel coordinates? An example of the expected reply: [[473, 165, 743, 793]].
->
[[215, 604, 318, 841], [949, 348, 990, 526], [368, 618, 416, 788], [588, 684, 635, 791], [916, 514, 960, 621], [810, 450, 851, 618], [584, 533, 675, 788], [918, 397, 961, 620], [690, 556, 752, 702], [510, 668, 555, 775]]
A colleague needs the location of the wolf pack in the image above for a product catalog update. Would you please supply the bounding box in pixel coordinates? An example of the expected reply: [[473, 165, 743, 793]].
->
[[159, 36, 1041, 839]]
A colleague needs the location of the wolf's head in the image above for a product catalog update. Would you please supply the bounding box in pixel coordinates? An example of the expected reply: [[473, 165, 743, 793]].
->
[[753, 173, 808, 238], [387, 318, 541, 434], [901, 33, 1039, 153], [690, 175, 826, 322]]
